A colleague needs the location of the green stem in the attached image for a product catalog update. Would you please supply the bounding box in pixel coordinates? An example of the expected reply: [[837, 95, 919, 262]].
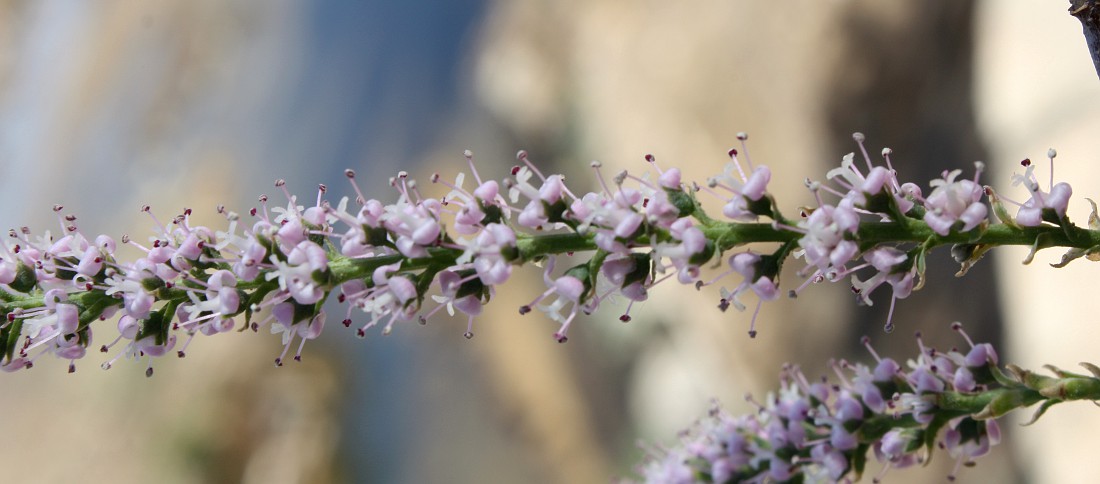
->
[[4, 217, 1099, 333]]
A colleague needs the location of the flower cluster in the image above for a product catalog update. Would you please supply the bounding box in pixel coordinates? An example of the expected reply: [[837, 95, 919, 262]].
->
[[0, 135, 1096, 376], [634, 324, 1022, 483]]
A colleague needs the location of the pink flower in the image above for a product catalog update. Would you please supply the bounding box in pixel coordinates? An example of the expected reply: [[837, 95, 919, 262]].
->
[[706, 145, 773, 221], [849, 246, 915, 333], [797, 199, 860, 272], [520, 257, 590, 342], [456, 222, 516, 286], [923, 164, 987, 235], [654, 218, 709, 284], [1011, 151, 1072, 227]]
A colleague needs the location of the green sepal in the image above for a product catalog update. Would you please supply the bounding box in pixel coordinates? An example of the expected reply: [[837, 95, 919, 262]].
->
[[1009, 363, 1058, 390], [2, 318, 23, 361], [254, 233, 280, 263], [911, 245, 929, 291], [745, 194, 774, 219], [919, 407, 954, 464], [53, 257, 80, 281], [586, 250, 609, 284], [480, 203, 504, 226], [500, 243, 520, 263], [8, 262, 37, 293], [966, 362, 998, 387], [665, 188, 696, 217], [1080, 362, 1100, 379], [198, 244, 225, 271], [688, 239, 716, 266], [135, 301, 178, 346], [986, 186, 1021, 229], [904, 202, 927, 220], [951, 243, 993, 277], [140, 276, 167, 294], [1050, 245, 1100, 268], [1016, 233, 1051, 265], [413, 267, 441, 304], [850, 442, 869, 480], [751, 244, 791, 286], [861, 190, 902, 221], [306, 231, 328, 249], [563, 263, 594, 301], [622, 252, 653, 288], [287, 299, 319, 324], [990, 363, 1021, 387], [543, 199, 571, 226], [232, 288, 249, 317], [952, 418, 987, 449], [854, 411, 917, 443], [1041, 206, 1071, 228], [241, 281, 279, 329], [310, 265, 333, 287], [76, 293, 122, 330], [454, 274, 487, 300], [365, 226, 391, 248], [1020, 399, 1059, 426]]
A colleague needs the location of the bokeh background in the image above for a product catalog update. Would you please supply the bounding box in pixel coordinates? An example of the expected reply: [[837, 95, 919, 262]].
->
[[0, 1, 1098, 483]]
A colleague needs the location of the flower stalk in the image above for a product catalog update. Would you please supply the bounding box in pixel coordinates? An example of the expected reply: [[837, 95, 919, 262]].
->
[[635, 324, 1100, 483], [0, 135, 1097, 375]]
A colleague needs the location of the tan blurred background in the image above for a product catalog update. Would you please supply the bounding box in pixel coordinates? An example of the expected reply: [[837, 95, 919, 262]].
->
[[0, 1, 1096, 483]]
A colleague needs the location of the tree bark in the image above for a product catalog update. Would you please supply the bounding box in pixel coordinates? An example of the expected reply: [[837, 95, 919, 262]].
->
[[1070, 0, 1100, 79]]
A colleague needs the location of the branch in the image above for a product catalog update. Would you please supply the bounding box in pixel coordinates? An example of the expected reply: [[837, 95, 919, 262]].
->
[[1070, 0, 1100, 79]]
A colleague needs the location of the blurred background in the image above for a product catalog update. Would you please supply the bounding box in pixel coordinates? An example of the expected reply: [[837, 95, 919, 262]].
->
[[0, 1, 1098, 483]]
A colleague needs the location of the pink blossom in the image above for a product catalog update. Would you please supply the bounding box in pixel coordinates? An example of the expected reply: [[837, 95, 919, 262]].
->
[[923, 165, 987, 235]]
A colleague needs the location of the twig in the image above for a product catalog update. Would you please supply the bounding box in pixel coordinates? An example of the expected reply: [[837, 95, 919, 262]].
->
[[1070, 0, 1100, 79]]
